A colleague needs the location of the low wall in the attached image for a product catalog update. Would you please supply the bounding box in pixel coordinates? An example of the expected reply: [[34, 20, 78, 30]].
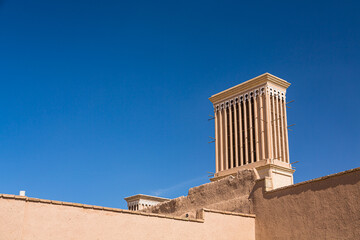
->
[[0, 195, 255, 240], [2, 167, 359, 239], [252, 167, 360, 240]]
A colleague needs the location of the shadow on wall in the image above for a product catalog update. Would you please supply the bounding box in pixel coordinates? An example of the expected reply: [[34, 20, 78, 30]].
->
[[251, 167, 360, 240], [257, 168, 360, 200]]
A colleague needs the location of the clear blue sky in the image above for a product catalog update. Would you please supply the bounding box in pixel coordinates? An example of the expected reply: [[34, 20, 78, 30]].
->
[[0, 0, 359, 209]]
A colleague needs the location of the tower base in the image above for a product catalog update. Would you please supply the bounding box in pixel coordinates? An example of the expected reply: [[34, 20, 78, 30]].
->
[[210, 159, 295, 190]]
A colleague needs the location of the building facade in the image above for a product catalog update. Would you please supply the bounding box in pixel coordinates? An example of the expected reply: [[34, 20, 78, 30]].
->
[[209, 73, 294, 189]]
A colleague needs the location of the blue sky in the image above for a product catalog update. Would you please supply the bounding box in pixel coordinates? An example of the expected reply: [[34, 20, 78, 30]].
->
[[0, 0, 359, 209]]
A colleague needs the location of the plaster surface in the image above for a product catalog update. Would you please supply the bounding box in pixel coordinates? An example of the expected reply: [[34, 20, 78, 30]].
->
[[0, 196, 255, 240], [1, 168, 359, 239], [252, 167, 360, 240]]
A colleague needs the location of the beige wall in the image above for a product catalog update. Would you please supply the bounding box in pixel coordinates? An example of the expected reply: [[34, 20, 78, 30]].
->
[[0, 196, 255, 240], [252, 168, 360, 240], [1, 167, 359, 239]]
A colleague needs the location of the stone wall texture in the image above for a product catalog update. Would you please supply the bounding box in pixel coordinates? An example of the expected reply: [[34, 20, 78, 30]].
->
[[143, 169, 257, 218]]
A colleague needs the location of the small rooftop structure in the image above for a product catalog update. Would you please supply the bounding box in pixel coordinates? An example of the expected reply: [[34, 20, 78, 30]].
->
[[124, 194, 170, 211]]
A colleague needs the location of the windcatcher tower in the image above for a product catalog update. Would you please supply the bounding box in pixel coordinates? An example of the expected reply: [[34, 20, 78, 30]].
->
[[209, 73, 294, 189]]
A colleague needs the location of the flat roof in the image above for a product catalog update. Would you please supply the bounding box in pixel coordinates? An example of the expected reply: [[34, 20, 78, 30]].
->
[[209, 73, 291, 104], [124, 194, 170, 202]]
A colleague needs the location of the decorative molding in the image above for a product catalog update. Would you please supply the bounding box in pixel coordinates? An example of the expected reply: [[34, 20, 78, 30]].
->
[[267, 86, 285, 100], [214, 86, 285, 112], [209, 73, 291, 104]]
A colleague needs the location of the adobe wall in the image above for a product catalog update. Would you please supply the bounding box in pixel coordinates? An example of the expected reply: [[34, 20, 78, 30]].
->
[[1, 167, 359, 239], [0, 195, 255, 240], [143, 169, 257, 218], [252, 167, 360, 240]]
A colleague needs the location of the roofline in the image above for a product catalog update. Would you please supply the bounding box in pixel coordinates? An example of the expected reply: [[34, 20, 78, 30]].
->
[[124, 194, 170, 202], [209, 73, 291, 104]]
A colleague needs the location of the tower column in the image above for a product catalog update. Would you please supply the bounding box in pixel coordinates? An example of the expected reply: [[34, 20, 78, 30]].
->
[[229, 103, 234, 168], [271, 93, 278, 160], [234, 101, 239, 167], [265, 90, 273, 160], [219, 108, 224, 171], [243, 98, 249, 164], [254, 93, 260, 162], [279, 95, 286, 162], [215, 110, 220, 172], [275, 94, 282, 161], [239, 100, 244, 166], [249, 95, 254, 163], [259, 91, 266, 160], [282, 98, 290, 163], [224, 105, 229, 170]]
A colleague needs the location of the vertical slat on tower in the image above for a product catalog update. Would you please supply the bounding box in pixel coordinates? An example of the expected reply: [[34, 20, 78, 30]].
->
[[239, 99, 244, 166], [275, 93, 282, 161], [282, 97, 290, 163], [219, 108, 224, 171], [271, 93, 278, 160], [265, 89, 273, 160], [254, 92, 260, 162], [279, 95, 286, 162], [224, 105, 229, 170], [249, 95, 254, 163], [243, 98, 249, 164], [229, 103, 234, 168], [259, 90, 266, 160], [215, 109, 219, 172], [234, 100, 239, 167]]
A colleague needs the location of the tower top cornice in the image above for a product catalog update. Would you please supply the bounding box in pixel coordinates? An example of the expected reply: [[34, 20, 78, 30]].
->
[[209, 73, 291, 104]]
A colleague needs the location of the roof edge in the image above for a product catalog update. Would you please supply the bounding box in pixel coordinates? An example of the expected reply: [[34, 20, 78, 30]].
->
[[124, 194, 170, 202], [209, 73, 291, 104]]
